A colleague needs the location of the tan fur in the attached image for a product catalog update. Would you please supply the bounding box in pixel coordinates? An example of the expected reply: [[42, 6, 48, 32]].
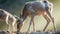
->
[[17, 0, 56, 33]]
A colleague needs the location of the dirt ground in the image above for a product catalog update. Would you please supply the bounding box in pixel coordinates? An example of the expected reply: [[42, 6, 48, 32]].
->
[[0, 30, 60, 34]]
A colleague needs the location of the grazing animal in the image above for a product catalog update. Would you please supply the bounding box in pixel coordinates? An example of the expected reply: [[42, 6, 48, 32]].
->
[[0, 9, 20, 33], [17, 0, 56, 33]]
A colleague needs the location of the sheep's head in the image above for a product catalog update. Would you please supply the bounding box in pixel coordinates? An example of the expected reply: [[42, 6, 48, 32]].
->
[[0, 9, 6, 18]]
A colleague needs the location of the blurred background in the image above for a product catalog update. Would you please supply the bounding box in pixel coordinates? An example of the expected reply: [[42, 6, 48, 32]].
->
[[0, 0, 60, 32]]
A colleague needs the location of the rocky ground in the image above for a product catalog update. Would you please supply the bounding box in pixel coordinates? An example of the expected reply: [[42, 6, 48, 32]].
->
[[0, 30, 60, 34]]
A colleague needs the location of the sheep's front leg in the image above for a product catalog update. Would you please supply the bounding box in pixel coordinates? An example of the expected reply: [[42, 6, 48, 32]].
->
[[12, 19, 16, 32], [5, 15, 11, 32]]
